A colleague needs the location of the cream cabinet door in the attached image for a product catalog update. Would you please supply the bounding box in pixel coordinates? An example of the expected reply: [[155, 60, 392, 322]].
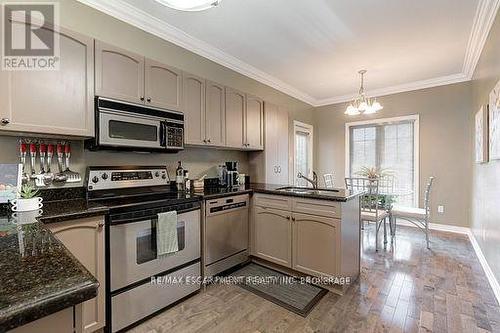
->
[[253, 207, 292, 267], [264, 102, 279, 183], [292, 213, 338, 277], [245, 95, 264, 150], [47, 216, 105, 333], [145, 59, 182, 111], [276, 106, 289, 184], [95, 41, 144, 104], [183, 73, 206, 145], [225, 88, 245, 148], [205, 81, 226, 146], [0, 27, 94, 137]]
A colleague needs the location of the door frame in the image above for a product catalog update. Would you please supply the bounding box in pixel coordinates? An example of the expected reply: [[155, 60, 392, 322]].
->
[[293, 120, 314, 186]]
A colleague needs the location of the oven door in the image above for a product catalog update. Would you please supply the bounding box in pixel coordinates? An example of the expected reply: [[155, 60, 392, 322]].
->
[[98, 109, 164, 149], [109, 209, 200, 292]]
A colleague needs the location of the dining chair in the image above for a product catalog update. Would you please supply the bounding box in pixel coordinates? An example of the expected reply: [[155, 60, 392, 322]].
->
[[323, 173, 334, 188], [390, 177, 434, 249], [345, 177, 389, 251]]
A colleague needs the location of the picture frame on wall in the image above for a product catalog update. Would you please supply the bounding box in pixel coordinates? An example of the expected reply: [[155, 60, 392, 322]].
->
[[475, 105, 488, 163], [489, 79, 500, 160]]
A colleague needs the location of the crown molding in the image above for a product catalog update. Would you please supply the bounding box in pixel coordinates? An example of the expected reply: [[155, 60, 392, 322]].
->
[[314, 72, 470, 106], [77, 0, 499, 108], [463, 0, 500, 79], [76, 0, 317, 106]]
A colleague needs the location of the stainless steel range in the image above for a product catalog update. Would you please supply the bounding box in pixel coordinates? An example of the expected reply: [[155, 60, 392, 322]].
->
[[86, 166, 201, 333]]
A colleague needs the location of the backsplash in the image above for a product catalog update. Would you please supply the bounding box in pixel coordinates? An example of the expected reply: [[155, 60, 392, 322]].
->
[[0, 135, 249, 188]]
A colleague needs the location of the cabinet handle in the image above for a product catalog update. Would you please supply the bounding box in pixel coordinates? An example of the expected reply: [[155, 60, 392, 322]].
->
[[207, 139, 211, 143], [96, 221, 104, 230], [277, 166, 281, 173], [286, 216, 290, 220], [140, 96, 145, 101], [1, 118, 10, 125], [291, 217, 296, 221], [147, 97, 152, 103], [203, 139, 207, 143], [274, 166, 277, 173]]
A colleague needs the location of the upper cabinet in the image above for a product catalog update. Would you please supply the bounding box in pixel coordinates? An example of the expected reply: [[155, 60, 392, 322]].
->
[[245, 95, 264, 150], [95, 41, 144, 104], [95, 41, 182, 111], [205, 81, 226, 147], [183, 73, 206, 145], [225, 88, 246, 149], [0, 27, 94, 137], [224, 89, 264, 151], [145, 59, 182, 111]]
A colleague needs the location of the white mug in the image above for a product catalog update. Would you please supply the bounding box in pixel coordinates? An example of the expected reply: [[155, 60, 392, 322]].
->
[[10, 197, 43, 212]]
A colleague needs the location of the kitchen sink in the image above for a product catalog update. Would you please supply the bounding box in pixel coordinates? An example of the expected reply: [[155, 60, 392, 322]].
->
[[275, 187, 340, 196]]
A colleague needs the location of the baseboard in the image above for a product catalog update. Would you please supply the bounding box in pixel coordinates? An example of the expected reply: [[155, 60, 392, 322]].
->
[[394, 219, 500, 306]]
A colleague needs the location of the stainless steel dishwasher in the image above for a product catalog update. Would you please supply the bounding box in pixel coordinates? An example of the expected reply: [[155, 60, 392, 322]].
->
[[204, 194, 249, 276]]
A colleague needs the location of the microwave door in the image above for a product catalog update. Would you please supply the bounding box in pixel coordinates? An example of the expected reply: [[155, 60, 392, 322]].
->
[[99, 111, 162, 149]]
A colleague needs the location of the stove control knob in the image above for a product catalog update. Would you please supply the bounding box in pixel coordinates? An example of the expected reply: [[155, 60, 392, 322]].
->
[[155, 171, 160, 177], [102, 173, 109, 180], [92, 176, 99, 183], [162, 174, 167, 180]]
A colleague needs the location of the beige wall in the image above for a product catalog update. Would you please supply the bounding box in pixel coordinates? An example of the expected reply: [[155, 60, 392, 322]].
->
[[470, 11, 500, 288], [0, 0, 312, 184], [313, 82, 473, 227]]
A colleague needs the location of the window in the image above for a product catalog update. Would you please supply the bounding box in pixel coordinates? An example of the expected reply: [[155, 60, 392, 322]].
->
[[346, 115, 419, 207], [293, 121, 313, 187]]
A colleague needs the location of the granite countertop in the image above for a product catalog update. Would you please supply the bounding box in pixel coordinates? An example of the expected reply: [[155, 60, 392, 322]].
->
[[0, 215, 98, 331], [195, 183, 364, 202], [39, 199, 109, 224]]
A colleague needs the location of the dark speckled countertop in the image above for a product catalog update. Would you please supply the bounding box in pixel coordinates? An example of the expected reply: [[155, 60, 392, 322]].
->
[[0, 189, 108, 331], [195, 183, 364, 202], [0, 216, 99, 331]]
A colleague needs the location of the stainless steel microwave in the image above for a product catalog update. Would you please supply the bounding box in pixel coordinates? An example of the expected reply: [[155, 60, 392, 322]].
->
[[86, 97, 184, 153]]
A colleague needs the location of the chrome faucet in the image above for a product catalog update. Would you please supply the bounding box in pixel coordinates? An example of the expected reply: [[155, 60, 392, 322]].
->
[[297, 171, 318, 189]]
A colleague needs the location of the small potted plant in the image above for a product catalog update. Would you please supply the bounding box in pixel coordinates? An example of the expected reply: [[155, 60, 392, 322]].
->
[[10, 183, 43, 212]]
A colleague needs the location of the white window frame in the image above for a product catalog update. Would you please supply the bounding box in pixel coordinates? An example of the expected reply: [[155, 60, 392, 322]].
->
[[345, 114, 420, 204], [293, 120, 314, 186]]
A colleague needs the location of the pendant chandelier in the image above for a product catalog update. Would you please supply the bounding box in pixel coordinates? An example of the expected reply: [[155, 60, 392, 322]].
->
[[345, 70, 383, 116], [155, 0, 222, 11]]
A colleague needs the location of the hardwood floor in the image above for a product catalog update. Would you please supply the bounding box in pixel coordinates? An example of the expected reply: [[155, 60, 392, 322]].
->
[[129, 225, 500, 333]]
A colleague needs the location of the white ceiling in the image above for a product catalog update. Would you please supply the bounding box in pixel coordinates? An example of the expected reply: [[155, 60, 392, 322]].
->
[[79, 0, 500, 106]]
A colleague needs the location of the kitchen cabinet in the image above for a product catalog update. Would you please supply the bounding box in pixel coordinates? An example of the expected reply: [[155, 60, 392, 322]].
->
[[249, 102, 289, 184], [183, 73, 206, 145], [95, 41, 145, 104], [47, 216, 105, 333], [245, 95, 264, 149], [292, 213, 338, 277], [145, 59, 182, 111], [10, 307, 74, 333], [252, 193, 360, 285], [225, 87, 246, 148], [95, 41, 182, 111], [253, 206, 292, 267], [205, 81, 226, 146], [0, 27, 94, 137]]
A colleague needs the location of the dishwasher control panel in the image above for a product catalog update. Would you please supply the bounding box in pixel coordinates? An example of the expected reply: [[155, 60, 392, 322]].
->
[[205, 194, 249, 217], [209, 201, 247, 213]]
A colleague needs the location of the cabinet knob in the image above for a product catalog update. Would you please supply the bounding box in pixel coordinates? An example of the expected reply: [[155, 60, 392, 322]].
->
[[96, 221, 104, 229], [140, 96, 145, 101], [292, 217, 296, 221], [207, 139, 211, 143], [1, 118, 10, 125], [147, 97, 151, 103], [286, 216, 290, 220]]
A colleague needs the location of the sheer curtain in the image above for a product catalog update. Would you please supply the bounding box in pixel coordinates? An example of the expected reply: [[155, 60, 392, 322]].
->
[[295, 130, 310, 187], [349, 120, 416, 207]]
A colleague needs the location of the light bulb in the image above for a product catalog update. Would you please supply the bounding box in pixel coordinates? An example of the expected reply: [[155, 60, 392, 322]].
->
[[358, 101, 368, 111], [345, 104, 360, 116], [371, 100, 383, 112]]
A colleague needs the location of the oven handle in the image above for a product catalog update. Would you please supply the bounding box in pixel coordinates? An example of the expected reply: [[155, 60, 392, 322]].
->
[[109, 207, 200, 225]]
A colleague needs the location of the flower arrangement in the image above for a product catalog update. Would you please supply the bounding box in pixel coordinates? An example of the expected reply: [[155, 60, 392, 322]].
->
[[355, 166, 393, 179]]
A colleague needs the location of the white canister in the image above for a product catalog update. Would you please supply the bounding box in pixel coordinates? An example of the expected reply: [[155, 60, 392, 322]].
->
[[10, 197, 43, 212], [238, 174, 246, 185]]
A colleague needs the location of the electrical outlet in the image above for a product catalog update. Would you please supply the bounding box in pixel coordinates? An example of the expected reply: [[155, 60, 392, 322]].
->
[[437, 205, 444, 214]]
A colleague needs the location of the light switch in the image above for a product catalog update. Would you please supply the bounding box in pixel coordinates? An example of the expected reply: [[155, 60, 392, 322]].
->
[[437, 205, 444, 214]]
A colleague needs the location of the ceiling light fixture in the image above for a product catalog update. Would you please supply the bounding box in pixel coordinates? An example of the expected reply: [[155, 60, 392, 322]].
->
[[154, 0, 222, 11], [345, 70, 383, 116]]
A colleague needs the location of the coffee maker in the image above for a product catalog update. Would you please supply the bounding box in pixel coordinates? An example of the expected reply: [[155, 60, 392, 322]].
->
[[225, 161, 239, 187]]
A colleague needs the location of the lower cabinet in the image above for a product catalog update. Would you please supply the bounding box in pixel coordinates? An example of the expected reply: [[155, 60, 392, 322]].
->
[[10, 307, 74, 333], [252, 195, 341, 278], [253, 206, 292, 267], [292, 213, 338, 277], [47, 216, 105, 333]]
